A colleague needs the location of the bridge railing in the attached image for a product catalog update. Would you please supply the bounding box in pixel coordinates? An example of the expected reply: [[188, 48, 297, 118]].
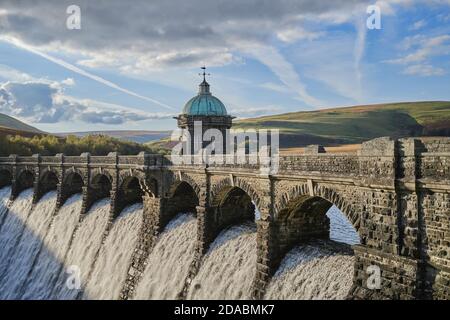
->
[[0, 157, 13, 164], [168, 154, 271, 171], [64, 156, 87, 164], [278, 154, 360, 176], [418, 153, 450, 182], [40, 156, 62, 164], [16, 156, 36, 164]]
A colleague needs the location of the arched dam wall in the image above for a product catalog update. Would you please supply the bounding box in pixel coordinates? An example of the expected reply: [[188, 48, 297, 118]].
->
[[0, 137, 448, 300]]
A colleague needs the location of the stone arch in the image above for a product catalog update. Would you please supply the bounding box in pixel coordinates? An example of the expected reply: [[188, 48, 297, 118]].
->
[[37, 169, 59, 199], [210, 178, 233, 204], [153, 179, 200, 234], [118, 169, 145, 188], [210, 176, 264, 212], [90, 169, 114, 187], [116, 175, 144, 215], [271, 183, 362, 270], [234, 177, 264, 212], [210, 185, 255, 233], [39, 169, 59, 189], [0, 169, 12, 188], [275, 183, 360, 232], [16, 169, 34, 194], [90, 173, 112, 200], [178, 172, 203, 202], [62, 170, 84, 200], [167, 180, 200, 213]]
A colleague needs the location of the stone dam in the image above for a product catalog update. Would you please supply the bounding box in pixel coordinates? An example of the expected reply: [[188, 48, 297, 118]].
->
[[0, 136, 448, 300]]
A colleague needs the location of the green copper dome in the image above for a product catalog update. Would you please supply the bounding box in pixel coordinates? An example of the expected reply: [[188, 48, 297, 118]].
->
[[182, 80, 228, 116]]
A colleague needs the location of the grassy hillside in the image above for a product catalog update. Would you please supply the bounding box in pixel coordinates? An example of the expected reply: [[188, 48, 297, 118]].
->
[[234, 101, 450, 147], [0, 113, 42, 133]]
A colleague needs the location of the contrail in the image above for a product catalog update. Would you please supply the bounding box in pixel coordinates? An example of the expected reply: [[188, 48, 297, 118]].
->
[[2, 37, 174, 110]]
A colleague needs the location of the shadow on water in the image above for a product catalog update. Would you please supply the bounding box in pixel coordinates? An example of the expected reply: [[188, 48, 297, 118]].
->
[[0, 189, 94, 300], [0, 191, 57, 299], [0, 188, 35, 285], [49, 199, 113, 300]]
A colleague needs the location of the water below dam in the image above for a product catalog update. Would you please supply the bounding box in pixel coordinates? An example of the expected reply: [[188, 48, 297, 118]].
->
[[0, 186, 360, 300]]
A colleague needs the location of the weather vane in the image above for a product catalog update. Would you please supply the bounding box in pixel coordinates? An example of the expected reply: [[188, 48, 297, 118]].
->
[[199, 66, 210, 81]]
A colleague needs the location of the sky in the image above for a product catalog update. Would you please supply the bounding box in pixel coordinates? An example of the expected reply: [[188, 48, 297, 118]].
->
[[0, 0, 449, 132]]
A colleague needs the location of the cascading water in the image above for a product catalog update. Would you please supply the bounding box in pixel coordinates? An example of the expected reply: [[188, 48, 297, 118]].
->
[[0, 186, 11, 227], [0, 191, 57, 299], [21, 194, 83, 300], [187, 223, 257, 300], [0, 186, 360, 300], [264, 240, 355, 300], [133, 213, 197, 300], [263, 206, 359, 300], [0, 189, 34, 280], [51, 199, 110, 300], [82, 203, 143, 300]]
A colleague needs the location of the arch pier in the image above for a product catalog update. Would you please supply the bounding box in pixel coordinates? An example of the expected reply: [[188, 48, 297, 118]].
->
[[0, 137, 448, 300]]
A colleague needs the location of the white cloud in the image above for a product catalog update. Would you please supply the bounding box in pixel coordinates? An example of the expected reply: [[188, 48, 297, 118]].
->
[[1, 0, 448, 112], [386, 34, 450, 76], [2, 36, 175, 110], [0, 0, 380, 108], [403, 64, 446, 76], [0, 64, 33, 82], [388, 34, 450, 64], [230, 105, 283, 118], [260, 82, 290, 93], [277, 27, 324, 43], [410, 19, 427, 30], [0, 80, 174, 125], [61, 78, 75, 86], [244, 45, 322, 107]]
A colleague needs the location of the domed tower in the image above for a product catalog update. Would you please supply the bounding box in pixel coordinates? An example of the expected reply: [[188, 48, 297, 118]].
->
[[175, 67, 234, 155]]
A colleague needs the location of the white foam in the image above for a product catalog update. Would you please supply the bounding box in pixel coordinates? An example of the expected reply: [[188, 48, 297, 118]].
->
[[21, 194, 82, 299], [51, 199, 110, 300], [0, 191, 57, 299], [265, 240, 354, 300], [83, 203, 143, 299], [0, 189, 34, 280], [134, 213, 196, 299], [187, 223, 257, 300]]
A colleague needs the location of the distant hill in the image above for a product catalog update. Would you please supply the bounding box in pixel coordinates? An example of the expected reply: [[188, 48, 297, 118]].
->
[[57, 130, 170, 144], [0, 113, 42, 134], [234, 101, 450, 147]]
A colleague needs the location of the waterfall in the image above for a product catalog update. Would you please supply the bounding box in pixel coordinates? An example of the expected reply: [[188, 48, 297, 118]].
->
[[264, 240, 354, 300], [187, 223, 257, 300], [51, 199, 110, 300], [82, 203, 143, 300], [21, 194, 83, 300], [0, 186, 11, 228], [0, 191, 57, 299], [0, 189, 34, 280], [0, 187, 360, 300], [133, 213, 196, 300]]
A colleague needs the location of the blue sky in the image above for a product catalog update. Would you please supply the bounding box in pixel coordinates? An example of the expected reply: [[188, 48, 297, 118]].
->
[[0, 0, 449, 132]]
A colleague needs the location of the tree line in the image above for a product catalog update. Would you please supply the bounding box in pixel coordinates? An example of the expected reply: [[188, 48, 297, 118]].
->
[[0, 134, 162, 156]]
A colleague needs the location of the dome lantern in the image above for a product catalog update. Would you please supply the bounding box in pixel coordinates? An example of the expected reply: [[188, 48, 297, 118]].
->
[[181, 67, 228, 116], [175, 67, 234, 155]]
